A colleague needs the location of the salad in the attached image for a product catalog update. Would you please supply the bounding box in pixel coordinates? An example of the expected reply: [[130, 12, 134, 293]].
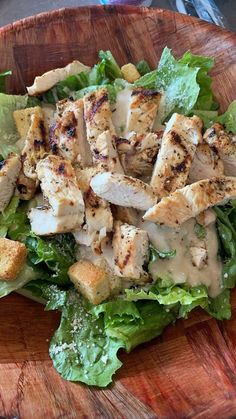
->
[[0, 48, 236, 387]]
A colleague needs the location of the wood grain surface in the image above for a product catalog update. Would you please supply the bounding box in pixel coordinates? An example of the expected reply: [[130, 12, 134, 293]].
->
[[0, 5, 236, 418]]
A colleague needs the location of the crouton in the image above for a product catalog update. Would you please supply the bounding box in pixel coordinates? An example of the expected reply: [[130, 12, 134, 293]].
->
[[121, 63, 141, 83], [68, 259, 110, 305], [13, 106, 43, 139], [0, 238, 27, 281]]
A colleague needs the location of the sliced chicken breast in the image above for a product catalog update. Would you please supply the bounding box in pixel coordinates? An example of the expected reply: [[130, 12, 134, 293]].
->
[[189, 143, 224, 183], [125, 88, 161, 135], [21, 111, 48, 179], [204, 123, 236, 176], [27, 60, 90, 95], [196, 209, 216, 226], [16, 170, 38, 200], [92, 130, 124, 173], [144, 176, 236, 227], [112, 221, 150, 282], [29, 206, 83, 235], [49, 98, 92, 167], [36, 155, 84, 217], [0, 153, 21, 212], [74, 167, 113, 250], [151, 113, 203, 196], [90, 172, 157, 211], [117, 131, 162, 177], [83, 88, 116, 146], [111, 205, 138, 226]]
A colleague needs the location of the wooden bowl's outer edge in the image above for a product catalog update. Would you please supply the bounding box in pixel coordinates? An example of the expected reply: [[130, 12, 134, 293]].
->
[[0, 5, 236, 41]]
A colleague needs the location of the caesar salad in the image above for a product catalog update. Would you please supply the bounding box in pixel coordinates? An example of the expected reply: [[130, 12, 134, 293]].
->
[[0, 48, 236, 387]]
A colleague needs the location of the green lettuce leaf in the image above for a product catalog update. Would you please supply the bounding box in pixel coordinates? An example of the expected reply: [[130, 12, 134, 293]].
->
[[136, 60, 151, 76], [134, 48, 216, 122], [189, 109, 218, 128], [25, 280, 67, 310], [194, 222, 207, 240], [216, 100, 236, 134], [125, 282, 208, 319], [0, 93, 29, 157], [98, 50, 122, 80], [93, 299, 174, 352], [207, 289, 231, 320], [0, 196, 20, 237], [28, 282, 174, 387], [49, 289, 123, 387], [0, 196, 32, 241], [214, 204, 236, 289], [0, 70, 12, 93], [135, 47, 200, 121], [0, 264, 43, 298], [178, 51, 215, 110], [25, 233, 77, 285], [149, 244, 176, 264]]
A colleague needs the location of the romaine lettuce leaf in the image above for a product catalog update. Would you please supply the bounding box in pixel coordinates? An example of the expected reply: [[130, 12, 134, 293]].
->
[[216, 100, 236, 134], [0, 264, 43, 298], [149, 244, 176, 264], [189, 109, 218, 128], [178, 51, 215, 110], [25, 233, 77, 285], [136, 60, 151, 76], [93, 299, 174, 352], [0, 93, 29, 157], [49, 288, 124, 387], [135, 47, 200, 121], [194, 222, 207, 240], [135, 48, 216, 122], [125, 282, 208, 318], [214, 203, 236, 289], [0, 93, 40, 158], [98, 50, 122, 80], [0, 70, 12, 93], [207, 289, 231, 320], [26, 282, 174, 387], [0, 196, 31, 241], [25, 280, 67, 310]]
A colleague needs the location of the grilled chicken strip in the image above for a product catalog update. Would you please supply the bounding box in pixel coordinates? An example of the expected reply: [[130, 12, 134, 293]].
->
[[92, 130, 124, 173], [90, 172, 157, 211], [204, 123, 236, 176], [112, 221, 150, 282], [49, 98, 92, 167], [150, 113, 203, 196], [125, 88, 161, 135], [16, 170, 38, 200], [0, 153, 21, 212], [118, 131, 162, 177], [144, 176, 236, 227], [21, 110, 48, 179], [36, 155, 84, 218], [188, 143, 224, 183], [29, 206, 83, 235], [83, 88, 124, 171], [83, 88, 116, 147], [74, 167, 113, 249], [27, 60, 90, 95]]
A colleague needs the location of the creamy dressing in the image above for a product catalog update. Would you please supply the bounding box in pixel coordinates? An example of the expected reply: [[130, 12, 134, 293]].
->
[[139, 218, 222, 297], [111, 88, 132, 136]]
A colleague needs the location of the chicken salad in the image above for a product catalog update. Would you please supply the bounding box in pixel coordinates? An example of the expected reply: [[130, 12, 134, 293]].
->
[[0, 48, 236, 386]]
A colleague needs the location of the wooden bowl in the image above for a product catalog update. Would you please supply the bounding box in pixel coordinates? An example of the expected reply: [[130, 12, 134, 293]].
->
[[0, 6, 236, 418]]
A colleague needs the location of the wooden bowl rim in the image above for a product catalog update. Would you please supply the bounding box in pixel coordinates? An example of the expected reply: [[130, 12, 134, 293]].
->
[[0, 5, 235, 42]]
